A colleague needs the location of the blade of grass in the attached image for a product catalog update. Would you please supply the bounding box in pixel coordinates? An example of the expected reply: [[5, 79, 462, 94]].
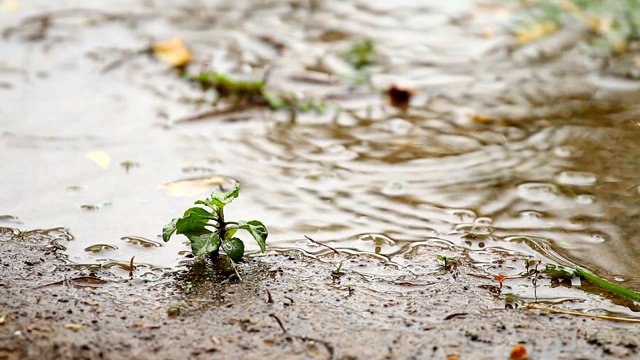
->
[[575, 268, 640, 303]]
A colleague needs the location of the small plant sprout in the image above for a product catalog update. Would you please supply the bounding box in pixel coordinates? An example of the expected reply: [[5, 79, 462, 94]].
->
[[436, 254, 461, 272], [494, 271, 508, 289], [330, 260, 346, 277], [162, 183, 268, 267]]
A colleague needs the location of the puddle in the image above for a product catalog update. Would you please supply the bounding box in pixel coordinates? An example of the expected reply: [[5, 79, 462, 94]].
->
[[1, 0, 640, 319]]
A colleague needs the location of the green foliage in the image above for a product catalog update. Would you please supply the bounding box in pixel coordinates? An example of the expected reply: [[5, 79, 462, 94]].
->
[[514, 0, 640, 53], [163, 183, 268, 263], [341, 39, 376, 69], [575, 268, 640, 303], [186, 72, 327, 112], [436, 254, 461, 271], [525, 259, 640, 303], [330, 260, 345, 276]]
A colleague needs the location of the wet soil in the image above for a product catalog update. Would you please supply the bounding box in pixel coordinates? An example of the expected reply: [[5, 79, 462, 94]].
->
[[2, 1, 640, 359], [1, 230, 638, 360]]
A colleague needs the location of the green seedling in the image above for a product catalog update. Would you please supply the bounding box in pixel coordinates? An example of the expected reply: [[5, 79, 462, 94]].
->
[[341, 39, 376, 70], [189, 72, 265, 103], [436, 254, 461, 272], [330, 260, 346, 276], [162, 183, 268, 264], [120, 160, 139, 173], [186, 72, 327, 112]]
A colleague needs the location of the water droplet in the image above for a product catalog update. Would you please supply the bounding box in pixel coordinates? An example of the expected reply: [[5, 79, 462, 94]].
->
[[589, 234, 607, 243], [295, 170, 338, 190], [474, 217, 493, 226], [517, 182, 559, 202], [84, 244, 118, 253], [557, 171, 597, 186], [121, 236, 162, 248], [449, 209, 476, 222], [553, 146, 575, 158], [387, 118, 413, 135], [575, 194, 595, 204], [381, 181, 408, 196], [519, 210, 544, 219], [452, 223, 492, 236]]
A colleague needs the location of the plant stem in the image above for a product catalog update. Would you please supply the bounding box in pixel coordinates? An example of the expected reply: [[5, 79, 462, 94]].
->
[[576, 268, 640, 303]]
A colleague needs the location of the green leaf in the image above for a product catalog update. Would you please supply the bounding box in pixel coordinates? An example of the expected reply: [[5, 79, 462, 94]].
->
[[223, 227, 237, 240], [262, 90, 287, 110], [194, 199, 221, 215], [162, 218, 179, 242], [208, 183, 240, 209], [222, 237, 245, 262], [238, 220, 268, 252], [187, 232, 221, 257], [176, 207, 214, 235]]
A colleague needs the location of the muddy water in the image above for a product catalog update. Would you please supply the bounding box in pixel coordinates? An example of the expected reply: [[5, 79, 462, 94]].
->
[[1, 0, 640, 311]]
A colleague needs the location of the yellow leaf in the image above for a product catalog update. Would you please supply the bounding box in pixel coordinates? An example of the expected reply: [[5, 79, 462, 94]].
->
[[0, 0, 21, 12], [152, 38, 192, 67], [87, 151, 111, 170], [64, 324, 83, 331], [515, 21, 557, 44]]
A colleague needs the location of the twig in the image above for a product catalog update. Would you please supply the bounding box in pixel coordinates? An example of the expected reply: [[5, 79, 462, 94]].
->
[[525, 303, 640, 323], [173, 104, 262, 123], [269, 313, 287, 334], [304, 235, 340, 255], [269, 313, 335, 359], [129, 256, 135, 279], [228, 260, 243, 282]]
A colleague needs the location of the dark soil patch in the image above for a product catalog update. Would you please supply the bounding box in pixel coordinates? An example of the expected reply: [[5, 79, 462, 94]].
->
[[1, 229, 638, 360]]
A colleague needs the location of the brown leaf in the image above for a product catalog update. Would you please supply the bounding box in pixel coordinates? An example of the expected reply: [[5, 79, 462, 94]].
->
[[132, 323, 161, 329], [386, 85, 417, 111]]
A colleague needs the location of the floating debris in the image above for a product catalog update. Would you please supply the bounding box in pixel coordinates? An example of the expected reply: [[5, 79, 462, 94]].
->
[[84, 244, 118, 253], [121, 236, 162, 248]]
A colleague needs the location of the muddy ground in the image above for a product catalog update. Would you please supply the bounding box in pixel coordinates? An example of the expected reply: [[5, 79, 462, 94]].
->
[[2, 1, 640, 359], [1, 229, 638, 360]]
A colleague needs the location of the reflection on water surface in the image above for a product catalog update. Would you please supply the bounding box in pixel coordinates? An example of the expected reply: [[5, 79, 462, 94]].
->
[[1, 0, 640, 312]]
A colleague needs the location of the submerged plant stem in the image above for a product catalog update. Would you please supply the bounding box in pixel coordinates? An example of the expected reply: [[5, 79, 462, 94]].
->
[[576, 268, 640, 303]]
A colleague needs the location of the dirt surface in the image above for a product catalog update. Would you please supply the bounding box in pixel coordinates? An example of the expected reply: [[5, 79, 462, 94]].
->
[[1, 229, 638, 360], [2, 1, 640, 359]]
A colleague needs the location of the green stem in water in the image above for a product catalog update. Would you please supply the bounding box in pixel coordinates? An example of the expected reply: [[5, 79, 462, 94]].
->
[[576, 268, 640, 303]]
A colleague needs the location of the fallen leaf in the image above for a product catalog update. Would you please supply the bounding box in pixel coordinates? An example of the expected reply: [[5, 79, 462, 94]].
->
[[469, 113, 512, 126], [87, 151, 111, 170], [0, 313, 6, 325], [510, 345, 529, 360], [132, 323, 161, 329], [0, 0, 20, 12], [515, 21, 557, 44], [152, 38, 192, 67], [386, 84, 417, 111], [64, 324, 83, 331]]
